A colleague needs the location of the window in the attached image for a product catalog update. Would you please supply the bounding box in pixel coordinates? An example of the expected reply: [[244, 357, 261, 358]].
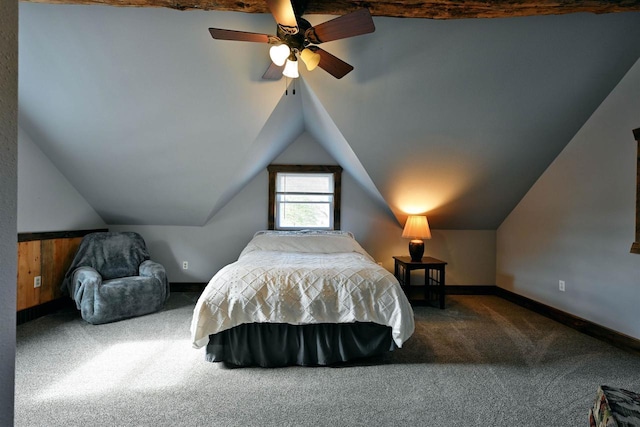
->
[[268, 165, 342, 230]]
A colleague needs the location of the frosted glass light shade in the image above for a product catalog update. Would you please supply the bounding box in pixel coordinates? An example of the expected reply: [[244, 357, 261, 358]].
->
[[282, 58, 299, 78], [269, 44, 290, 66], [300, 48, 321, 71]]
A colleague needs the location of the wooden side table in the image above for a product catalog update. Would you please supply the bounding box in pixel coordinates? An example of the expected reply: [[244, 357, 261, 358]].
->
[[393, 256, 448, 308]]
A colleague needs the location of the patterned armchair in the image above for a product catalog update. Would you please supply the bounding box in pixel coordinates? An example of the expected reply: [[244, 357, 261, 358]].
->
[[62, 232, 169, 324]]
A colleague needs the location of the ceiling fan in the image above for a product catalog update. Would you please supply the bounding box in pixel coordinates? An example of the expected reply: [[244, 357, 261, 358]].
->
[[208, 0, 375, 80]]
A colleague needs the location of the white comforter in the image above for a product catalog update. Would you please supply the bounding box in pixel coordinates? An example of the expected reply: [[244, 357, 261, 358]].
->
[[190, 232, 414, 348]]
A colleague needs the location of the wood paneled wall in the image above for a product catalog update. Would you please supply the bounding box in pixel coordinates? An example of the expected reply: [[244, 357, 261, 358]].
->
[[17, 229, 106, 311]]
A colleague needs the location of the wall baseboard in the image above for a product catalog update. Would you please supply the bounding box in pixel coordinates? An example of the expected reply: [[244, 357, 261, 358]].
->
[[446, 285, 496, 295], [16, 298, 73, 325], [16, 282, 207, 325], [439, 285, 640, 355], [170, 282, 207, 293], [494, 287, 640, 355], [168, 282, 640, 355], [17, 282, 640, 357]]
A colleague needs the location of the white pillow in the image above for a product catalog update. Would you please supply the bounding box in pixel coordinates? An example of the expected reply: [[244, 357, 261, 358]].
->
[[239, 230, 374, 261]]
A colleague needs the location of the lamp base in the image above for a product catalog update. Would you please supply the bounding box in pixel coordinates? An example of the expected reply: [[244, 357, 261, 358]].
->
[[408, 240, 424, 262]]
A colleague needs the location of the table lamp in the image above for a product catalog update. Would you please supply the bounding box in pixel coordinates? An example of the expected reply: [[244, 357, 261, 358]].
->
[[402, 215, 431, 261]]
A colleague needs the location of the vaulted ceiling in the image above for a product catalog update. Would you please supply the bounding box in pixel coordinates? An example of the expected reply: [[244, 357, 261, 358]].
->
[[17, 1, 640, 228]]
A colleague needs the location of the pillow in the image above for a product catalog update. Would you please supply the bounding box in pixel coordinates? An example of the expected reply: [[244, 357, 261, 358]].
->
[[239, 230, 374, 261]]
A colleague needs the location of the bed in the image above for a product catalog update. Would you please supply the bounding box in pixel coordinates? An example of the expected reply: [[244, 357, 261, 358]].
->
[[190, 230, 415, 367]]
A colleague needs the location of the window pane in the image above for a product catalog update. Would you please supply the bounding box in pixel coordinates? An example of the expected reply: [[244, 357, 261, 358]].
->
[[276, 173, 333, 194], [278, 201, 331, 228], [268, 166, 341, 230]]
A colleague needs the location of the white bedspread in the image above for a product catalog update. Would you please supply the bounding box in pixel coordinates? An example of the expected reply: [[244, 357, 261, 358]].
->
[[190, 233, 414, 349]]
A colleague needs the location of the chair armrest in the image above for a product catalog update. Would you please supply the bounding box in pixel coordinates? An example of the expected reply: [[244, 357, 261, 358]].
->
[[139, 260, 170, 300], [139, 260, 166, 280], [69, 266, 102, 310]]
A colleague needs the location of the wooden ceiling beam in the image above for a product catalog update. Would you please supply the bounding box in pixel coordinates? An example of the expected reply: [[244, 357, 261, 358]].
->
[[18, 0, 640, 19]]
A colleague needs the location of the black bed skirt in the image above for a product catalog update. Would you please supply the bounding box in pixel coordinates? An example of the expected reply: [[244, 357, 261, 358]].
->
[[205, 322, 396, 367]]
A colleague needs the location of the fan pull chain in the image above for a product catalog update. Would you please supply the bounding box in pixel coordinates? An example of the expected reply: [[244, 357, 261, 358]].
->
[[283, 78, 297, 96]]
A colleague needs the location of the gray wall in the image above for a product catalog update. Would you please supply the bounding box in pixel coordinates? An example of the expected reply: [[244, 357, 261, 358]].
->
[[17, 127, 106, 232], [0, 0, 18, 423], [497, 58, 640, 340], [112, 132, 496, 285]]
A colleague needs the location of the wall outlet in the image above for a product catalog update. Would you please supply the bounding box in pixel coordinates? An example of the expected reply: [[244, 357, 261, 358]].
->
[[559, 280, 565, 292], [34, 275, 42, 288], [182, 261, 189, 270]]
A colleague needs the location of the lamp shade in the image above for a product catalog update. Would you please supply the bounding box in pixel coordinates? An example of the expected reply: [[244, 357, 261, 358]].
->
[[282, 57, 299, 78], [402, 215, 432, 239], [402, 215, 431, 261], [300, 48, 321, 71], [269, 44, 290, 66]]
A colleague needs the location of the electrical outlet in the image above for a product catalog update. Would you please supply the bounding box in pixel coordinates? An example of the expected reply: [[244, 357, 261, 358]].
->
[[559, 280, 565, 292], [34, 276, 42, 288], [182, 261, 189, 270]]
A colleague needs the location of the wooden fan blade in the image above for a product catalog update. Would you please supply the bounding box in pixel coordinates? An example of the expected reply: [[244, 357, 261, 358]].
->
[[305, 9, 374, 44], [208, 28, 271, 43], [267, 0, 298, 35], [262, 62, 284, 80], [311, 47, 354, 79]]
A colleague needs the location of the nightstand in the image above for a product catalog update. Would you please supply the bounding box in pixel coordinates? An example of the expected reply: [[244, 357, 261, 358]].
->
[[393, 256, 448, 308]]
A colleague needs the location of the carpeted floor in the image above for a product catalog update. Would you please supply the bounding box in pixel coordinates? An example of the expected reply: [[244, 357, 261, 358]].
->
[[15, 294, 640, 426]]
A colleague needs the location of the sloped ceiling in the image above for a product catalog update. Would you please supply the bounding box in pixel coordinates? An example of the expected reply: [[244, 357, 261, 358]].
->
[[18, 3, 640, 228]]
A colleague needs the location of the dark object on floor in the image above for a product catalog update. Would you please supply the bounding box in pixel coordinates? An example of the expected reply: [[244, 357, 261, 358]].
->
[[589, 385, 640, 427], [61, 231, 169, 324]]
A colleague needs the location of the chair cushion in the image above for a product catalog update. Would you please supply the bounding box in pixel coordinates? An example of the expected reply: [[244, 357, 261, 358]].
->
[[81, 276, 166, 324]]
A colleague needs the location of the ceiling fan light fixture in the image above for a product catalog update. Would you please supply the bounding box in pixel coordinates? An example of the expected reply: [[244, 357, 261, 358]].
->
[[269, 44, 291, 66], [282, 56, 299, 78], [300, 48, 321, 71], [208, 5, 376, 81]]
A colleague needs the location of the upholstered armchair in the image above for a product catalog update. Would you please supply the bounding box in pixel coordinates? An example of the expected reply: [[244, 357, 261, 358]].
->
[[62, 231, 170, 324]]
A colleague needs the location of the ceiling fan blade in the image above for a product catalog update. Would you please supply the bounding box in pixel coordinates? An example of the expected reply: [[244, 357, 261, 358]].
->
[[208, 28, 271, 43], [305, 9, 375, 44], [262, 62, 284, 80], [267, 0, 299, 35], [311, 47, 354, 79]]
